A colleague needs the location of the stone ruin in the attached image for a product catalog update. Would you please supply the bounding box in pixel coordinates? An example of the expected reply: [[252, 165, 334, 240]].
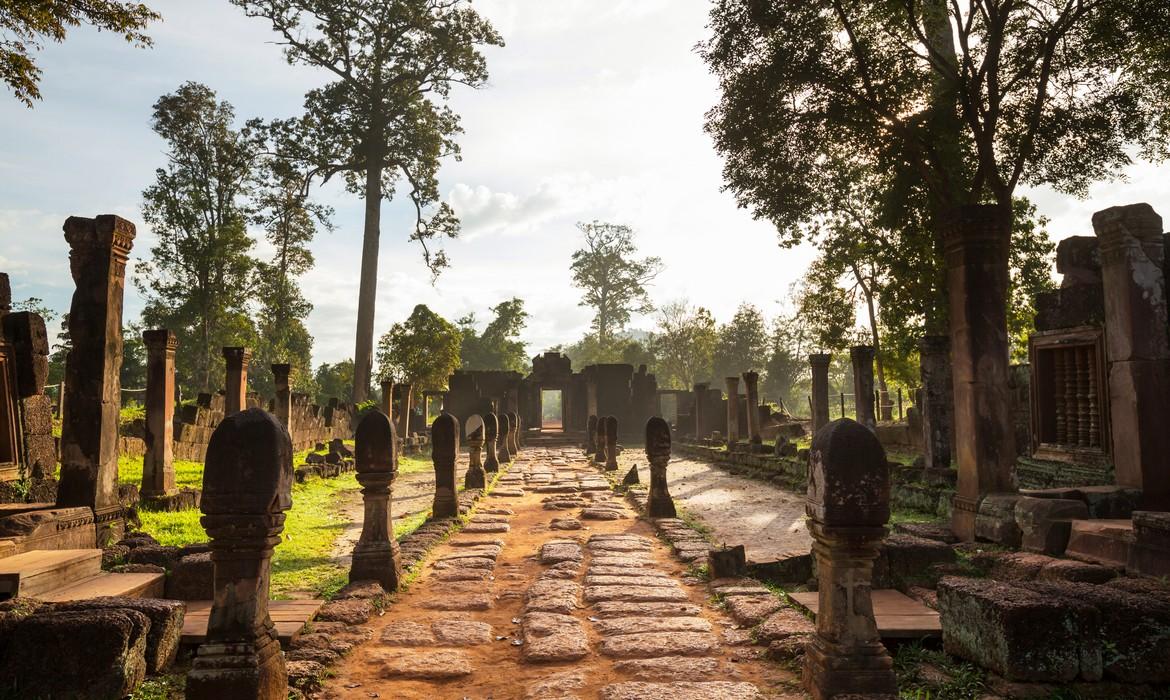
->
[[349, 409, 402, 592]]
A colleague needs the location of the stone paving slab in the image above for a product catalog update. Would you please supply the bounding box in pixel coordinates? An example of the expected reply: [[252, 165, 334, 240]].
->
[[375, 649, 474, 679], [594, 616, 713, 636], [585, 585, 689, 603], [612, 656, 721, 680], [600, 681, 764, 700], [585, 575, 683, 588], [599, 631, 720, 658]]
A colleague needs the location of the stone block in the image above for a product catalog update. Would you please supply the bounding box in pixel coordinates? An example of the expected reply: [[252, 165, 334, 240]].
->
[[2, 311, 49, 395], [55, 597, 185, 673], [127, 544, 179, 570], [874, 533, 957, 588], [18, 394, 53, 435], [164, 552, 213, 600], [1014, 497, 1088, 556], [1128, 510, 1170, 577], [1065, 519, 1133, 568], [1078, 486, 1141, 519], [975, 493, 1022, 546], [22, 432, 57, 479]]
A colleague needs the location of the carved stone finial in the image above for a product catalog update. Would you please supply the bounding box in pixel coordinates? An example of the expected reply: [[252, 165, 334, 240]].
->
[[349, 409, 401, 591], [483, 413, 500, 473], [431, 413, 460, 518], [644, 416, 675, 518], [464, 414, 486, 489]]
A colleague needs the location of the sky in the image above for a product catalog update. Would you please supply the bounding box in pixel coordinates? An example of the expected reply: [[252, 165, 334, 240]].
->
[[1, 0, 1167, 368]]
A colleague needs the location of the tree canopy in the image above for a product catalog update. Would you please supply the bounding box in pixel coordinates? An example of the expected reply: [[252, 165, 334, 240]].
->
[[376, 304, 461, 391], [650, 301, 717, 390], [570, 221, 662, 348], [458, 298, 529, 372], [712, 303, 769, 384]]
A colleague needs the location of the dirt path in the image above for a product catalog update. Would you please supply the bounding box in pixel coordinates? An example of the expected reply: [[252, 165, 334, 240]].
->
[[633, 458, 811, 565], [320, 447, 800, 699], [332, 470, 437, 568]]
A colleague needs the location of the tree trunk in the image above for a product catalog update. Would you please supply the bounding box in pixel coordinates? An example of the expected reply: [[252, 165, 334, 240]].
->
[[352, 163, 383, 404], [860, 274, 892, 421]]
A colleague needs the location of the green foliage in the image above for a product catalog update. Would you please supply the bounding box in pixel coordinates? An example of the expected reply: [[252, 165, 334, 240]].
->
[[121, 325, 147, 390], [129, 672, 185, 700], [376, 304, 462, 390], [0, 0, 159, 106], [458, 298, 529, 372], [570, 221, 663, 345], [649, 301, 717, 390], [894, 643, 987, 700], [119, 401, 145, 425], [11, 297, 56, 321], [313, 359, 354, 406], [712, 303, 769, 384], [762, 309, 813, 412]]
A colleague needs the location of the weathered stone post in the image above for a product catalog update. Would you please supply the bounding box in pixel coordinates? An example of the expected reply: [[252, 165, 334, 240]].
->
[[725, 376, 740, 445], [1093, 203, 1170, 509], [594, 416, 608, 465], [645, 416, 677, 518], [693, 382, 708, 438], [497, 412, 512, 463], [604, 415, 619, 471], [222, 347, 251, 417], [508, 411, 521, 455], [918, 336, 953, 471], [349, 410, 402, 591], [803, 418, 897, 700], [483, 413, 500, 473], [850, 346, 877, 431], [464, 414, 486, 489], [380, 379, 394, 421], [397, 382, 413, 441], [810, 354, 832, 433], [57, 215, 135, 542], [187, 408, 292, 700], [271, 363, 292, 439], [141, 329, 177, 499], [585, 414, 598, 454], [431, 413, 460, 518], [945, 205, 1017, 541], [742, 371, 762, 444]]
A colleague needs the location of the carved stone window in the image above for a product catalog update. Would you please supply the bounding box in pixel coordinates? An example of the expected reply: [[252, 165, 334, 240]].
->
[[1029, 327, 1109, 462]]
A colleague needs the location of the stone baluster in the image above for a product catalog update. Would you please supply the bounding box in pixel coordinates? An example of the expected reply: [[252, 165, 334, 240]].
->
[[349, 410, 402, 591], [464, 415, 486, 489], [604, 415, 619, 472], [483, 413, 500, 473], [431, 413, 459, 519], [1064, 348, 1078, 445], [1053, 349, 1067, 444], [645, 416, 676, 518], [508, 411, 521, 455], [187, 409, 292, 700], [809, 354, 832, 434], [497, 412, 512, 463], [594, 416, 607, 465], [222, 347, 251, 417], [1086, 346, 1100, 448], [141, 329, 177, 499], [725, 376, 740, 445], [1076, 347, 1090, 447], [742, 371, 761, 444]]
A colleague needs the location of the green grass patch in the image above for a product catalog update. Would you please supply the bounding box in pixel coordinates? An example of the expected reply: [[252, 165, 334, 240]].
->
[[129, 672, 185, 700], [894, 643, 987, 699], [118, 455, 204, 491]]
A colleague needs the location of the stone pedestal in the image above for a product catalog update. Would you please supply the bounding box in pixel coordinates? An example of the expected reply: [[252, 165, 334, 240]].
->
[[271, 364, 291, 437], [645, 416, 676, 518], [604, 415, 619, 472], [585, 414, 598, 455], [483, 413, 500, 474], [57, 215, 135, 544], [803, 419, 897, 700], [918, 336, 953, 471], [497, 412, 512, 463], [222, 347, 251, 417], [594, 416, 607, 465], [431, 414, 459, 518], [464, 415, 486, 489], [187, 409, 292, 700], [850, 346, 876, 431], [349, 410, 402, 591], [742, 371, 761, 444], [724, 377, 740, 444], [141, 329, 177, 499], [810, 354, 832, 433], [946, 205, 1017, 541], [1093, 204, 1170, 510]]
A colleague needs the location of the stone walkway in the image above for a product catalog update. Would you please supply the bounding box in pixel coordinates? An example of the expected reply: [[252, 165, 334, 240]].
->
[[319, 446, 800, 699]]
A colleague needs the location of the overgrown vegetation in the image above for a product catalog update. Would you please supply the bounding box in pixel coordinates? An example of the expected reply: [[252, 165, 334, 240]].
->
[[894, 644, 987, 700]]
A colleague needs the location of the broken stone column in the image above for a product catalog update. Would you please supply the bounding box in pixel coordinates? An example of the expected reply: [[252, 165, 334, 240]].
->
[[431, 413, 459, 519], [397, 382, 413, 441], [692, 382, 708, 438], [380, 379, 394, 421], [3, 310, 55, 479], [271, 363, 291, 437], [222, 347, 251, 417], [645, 416, 676, 518], [803, 418, 897, 700], [349, 410, 402, 591], [57, 215, 135, 542], [918, 335, 953, 472], [497, 412, 512, 463], [187, 408, 292, 700], [725, 376, 740, 444], [742, 371, 761, 444], [483, 413, 500, 473], [809, 354, 831, 433], [585, 414, 598, 454], [464, 414, 486, 489], [850, 345, 877, 431], [594, 415, 607, 465], [945, 205, 1017, 541], [141, 329, 177, 499], [604, 415, 619, 472], [1093, 204, 1170, 510]]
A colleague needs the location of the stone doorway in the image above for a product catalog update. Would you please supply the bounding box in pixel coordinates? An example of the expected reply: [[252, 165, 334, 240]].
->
[[540, 389, 563, 430]]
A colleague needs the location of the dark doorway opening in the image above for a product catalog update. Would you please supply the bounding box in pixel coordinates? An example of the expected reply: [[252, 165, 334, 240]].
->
[[541, 389, 563, 430]]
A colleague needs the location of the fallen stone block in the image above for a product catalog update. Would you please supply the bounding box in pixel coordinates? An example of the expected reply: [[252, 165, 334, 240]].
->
[[55, 596, 185, 673], [1014, 497, 1088, 556]]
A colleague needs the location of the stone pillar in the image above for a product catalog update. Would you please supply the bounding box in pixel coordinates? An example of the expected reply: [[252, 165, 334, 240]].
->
[[604, 415, 619, 472], [725, 376, 740, 445], [803, 419, 897, 700], [693, 382, 708, 438], [380, 379, 394, 422], [850, 346, 877, 431], [809, 354, 832, 433], [397, 382, 413, 440], [918, 336, 953, 471], [508, 411, 521, 455], [57, 215, 135, 542], [271, 363, 291, 435], [497, 412, 512, 463], [483, 413, 500, 473], [187, 409, 292, 700], [594, 415, 607, 465], [141, 329, 177, 499], [349, 410, 402, 591], [585, 414, 598, 454], [431, 413, 459, 519], [945, 205, 1017, 541], [742, 371, 761, 444], [222, 347, 251, 417], [464, 415, 486, 489], [645, 416, 677, 518], [1093, 203, 1170, 509]]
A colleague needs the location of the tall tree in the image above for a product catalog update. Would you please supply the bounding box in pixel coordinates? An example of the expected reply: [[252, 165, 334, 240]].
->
[[314, 359, 354, 405], [136, 82, 261, 394], [712, 303, 769, 385], [376, 304, 461, 391], [650, 301, 717, 390], [570, 221, 663, 349], [458, 298, 529, 372], [232, 0, 504, 404], [1, 0, 159, 106], [762, 310, 813, 414]]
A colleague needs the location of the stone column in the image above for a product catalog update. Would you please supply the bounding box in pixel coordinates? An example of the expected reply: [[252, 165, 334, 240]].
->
[[918, 336, 953, 471], [645, 416, 677, 518], [803, 419, 897, 700], [397, 382, 413, 440], [187, 409, 292, 700], [141, 329, 177, 499], [349, 410, 402, 591], [809, 354, 832, 433], [604, 415, 619, 472], [945, 204, 1017, 541], [1093, 203, 1170, 509], [725, 377, 740, 445], [431, 413, 460, 518], [742, 371, 761, 444], [271, 363, 291, 435], [222, 347, 251, 417], [380, 379, 394, 421], [57, 215, 135, 542], [693, 382, 708, 438], [464, 415, 486, 489], [509, 411, 521, 454], [850, 346, 877, 431], [483, 413, 500, 473], [497, 412, 512, 463], [594, 415, 607, 465], [585, 414, 598, 454]]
